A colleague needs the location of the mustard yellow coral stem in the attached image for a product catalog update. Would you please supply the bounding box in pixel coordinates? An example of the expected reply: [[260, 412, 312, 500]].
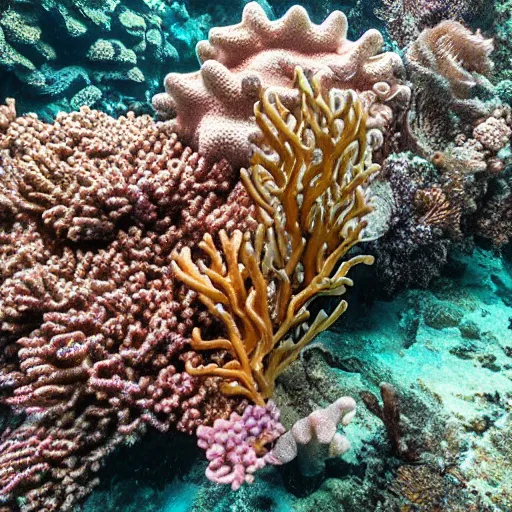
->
[[173, 67, 379, 404]]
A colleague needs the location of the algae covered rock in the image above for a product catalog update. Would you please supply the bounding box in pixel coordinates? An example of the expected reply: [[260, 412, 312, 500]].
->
[[423, 299, 464, 329], [0, 0, 179, 118]]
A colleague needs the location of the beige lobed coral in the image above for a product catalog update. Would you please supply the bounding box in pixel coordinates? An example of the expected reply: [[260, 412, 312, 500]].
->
[[152, 1, 406, 167]]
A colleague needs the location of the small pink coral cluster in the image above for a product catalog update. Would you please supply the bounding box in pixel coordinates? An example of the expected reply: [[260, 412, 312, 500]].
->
[[196, 401, 285, 490]]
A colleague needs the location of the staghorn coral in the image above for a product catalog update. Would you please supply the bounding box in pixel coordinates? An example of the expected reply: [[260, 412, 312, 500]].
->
[[0, 102, 257, 510], [171, 68, 378, 404], [152, 1, 407, 167]]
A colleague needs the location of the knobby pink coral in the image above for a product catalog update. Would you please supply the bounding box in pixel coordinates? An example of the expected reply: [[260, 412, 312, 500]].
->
[[269, 397, 356, 476], [0, 102, 257, 511], [196, 401, 285, 490], [152, 1, 406, 167]]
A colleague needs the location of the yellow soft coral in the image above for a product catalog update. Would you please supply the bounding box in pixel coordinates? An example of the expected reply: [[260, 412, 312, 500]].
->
[[171, 68, 379, 404]]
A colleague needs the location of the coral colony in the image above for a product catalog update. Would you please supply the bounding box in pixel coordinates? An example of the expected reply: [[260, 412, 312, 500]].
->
[[0, 2, 511, 511]]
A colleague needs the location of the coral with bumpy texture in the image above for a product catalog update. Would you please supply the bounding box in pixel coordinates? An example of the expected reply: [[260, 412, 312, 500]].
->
[[0, 102, 256, 511], [269, 397, 356, 476], [196, 401, 285, 490], [152, 1, 406, 167], [472, 116, 511, 152]]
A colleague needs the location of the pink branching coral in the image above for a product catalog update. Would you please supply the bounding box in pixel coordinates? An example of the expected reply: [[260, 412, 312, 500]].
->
[[152, 1, 406, 167], [196, 401, 285, 490], [0, 102, 257, 510]]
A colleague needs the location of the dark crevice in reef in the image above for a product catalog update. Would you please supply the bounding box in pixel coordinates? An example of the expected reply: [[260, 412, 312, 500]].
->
[[303, 347, 368, 375], [91, 430, 200, 493]]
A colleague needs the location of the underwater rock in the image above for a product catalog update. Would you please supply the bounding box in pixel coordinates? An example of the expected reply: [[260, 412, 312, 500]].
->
[[423, 299, 464, 329]]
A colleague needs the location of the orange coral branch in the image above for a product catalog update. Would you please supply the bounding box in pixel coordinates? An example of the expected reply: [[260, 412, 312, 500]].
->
[[173, 68, 378, 403]]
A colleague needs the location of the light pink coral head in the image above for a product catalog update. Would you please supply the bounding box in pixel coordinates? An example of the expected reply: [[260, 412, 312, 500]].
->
[[152, 2, 406, 168]]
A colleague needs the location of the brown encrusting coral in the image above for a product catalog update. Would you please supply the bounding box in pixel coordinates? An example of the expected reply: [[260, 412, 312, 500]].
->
[[172, 68, 378, 404], [0, 102, 256, 511]]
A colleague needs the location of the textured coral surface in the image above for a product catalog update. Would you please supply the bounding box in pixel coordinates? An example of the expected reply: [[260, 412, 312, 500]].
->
[[0, 105, 256, 510], [152, 2, 405, 166]]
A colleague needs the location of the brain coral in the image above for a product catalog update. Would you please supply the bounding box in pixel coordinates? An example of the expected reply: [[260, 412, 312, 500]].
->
[[152, 1, 406, 167]]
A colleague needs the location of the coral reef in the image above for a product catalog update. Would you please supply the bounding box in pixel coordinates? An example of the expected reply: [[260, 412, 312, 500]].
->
[[375, 0, 489, 48], [1, 1, 512, 510], [171, 68, 378, 404], [364, 153, 454, 294], [74, 247, 512, 512], [152, 1, 407, 166], [0, 0, 180, 119], [0, 102, 256, 510]]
